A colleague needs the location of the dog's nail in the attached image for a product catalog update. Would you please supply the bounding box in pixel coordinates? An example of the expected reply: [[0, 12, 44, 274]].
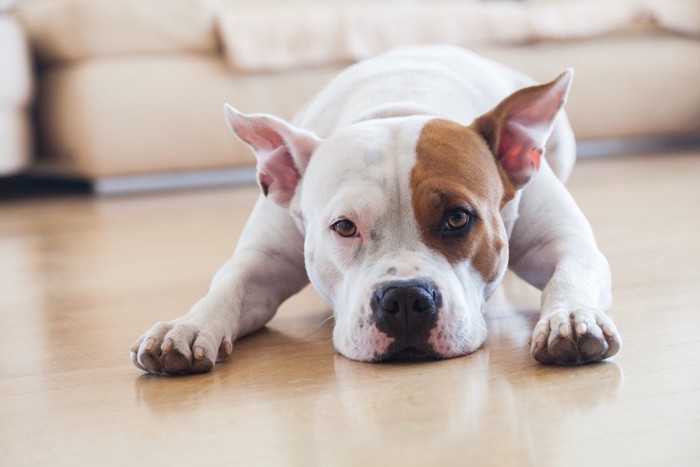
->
[[144, 338, 156, 352], [602, 324, 616, 337], [224, 340, 233, 356], [575, 322, 588, 335], [161, 339, 174, 353], [193, 346, 204, 360], [532, 333, 546, 351], [131, 342, 140, 353], [559, 323, 571, 337]]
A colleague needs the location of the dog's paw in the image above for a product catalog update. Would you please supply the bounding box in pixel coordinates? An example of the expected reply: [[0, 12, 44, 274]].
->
[[130, 319, 233, 376], [530, 308, 621, 365]]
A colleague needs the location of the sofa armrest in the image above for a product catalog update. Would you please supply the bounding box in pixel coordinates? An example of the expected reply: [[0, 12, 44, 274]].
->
[[0, 6, 34, 175]]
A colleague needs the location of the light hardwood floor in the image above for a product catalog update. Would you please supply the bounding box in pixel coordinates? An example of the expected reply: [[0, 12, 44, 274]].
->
[[1, 151, 699, 466]]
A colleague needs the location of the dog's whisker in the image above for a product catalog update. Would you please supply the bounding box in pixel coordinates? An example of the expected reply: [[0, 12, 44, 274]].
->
[[298, 314, 336, 341]]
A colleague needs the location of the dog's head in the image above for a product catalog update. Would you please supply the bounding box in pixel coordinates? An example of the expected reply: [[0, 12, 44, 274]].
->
[[225, 71, 571, 361]]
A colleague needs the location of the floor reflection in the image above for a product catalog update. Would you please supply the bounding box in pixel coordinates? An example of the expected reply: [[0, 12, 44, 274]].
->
[[131, 279, 623, 464]]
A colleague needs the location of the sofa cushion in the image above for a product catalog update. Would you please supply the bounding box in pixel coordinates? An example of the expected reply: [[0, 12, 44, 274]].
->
[[218, 0, 700, 72], [18, 0, 218, 64], [33, 54, 340, 177], [476, 32, 700, 141]]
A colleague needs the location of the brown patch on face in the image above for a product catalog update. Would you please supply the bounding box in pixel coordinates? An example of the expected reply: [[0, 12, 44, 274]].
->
[[411, 119, 509, 283]]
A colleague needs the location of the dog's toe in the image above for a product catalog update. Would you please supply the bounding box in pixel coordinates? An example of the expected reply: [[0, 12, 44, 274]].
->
[[577, 324, 608, 361], [548, 335, 580, 364], [133, 322, 173, 374], [191, 345, 215, 373], [600, 321, 622, 360], [162, 346, 192, 375]]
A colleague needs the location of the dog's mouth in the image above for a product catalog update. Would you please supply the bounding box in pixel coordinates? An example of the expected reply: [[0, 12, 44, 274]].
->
[[382, 345, 439, 363]]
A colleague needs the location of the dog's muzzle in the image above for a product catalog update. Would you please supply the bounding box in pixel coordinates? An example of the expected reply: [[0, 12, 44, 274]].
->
[[371, 278, 442, 360]]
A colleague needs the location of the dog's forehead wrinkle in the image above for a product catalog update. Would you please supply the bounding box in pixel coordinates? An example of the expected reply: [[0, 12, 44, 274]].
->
[[305, 119, 426, 232], [309, 150, 394, 203], [359, 211, 420, 260], [363, 145, 384, 166]]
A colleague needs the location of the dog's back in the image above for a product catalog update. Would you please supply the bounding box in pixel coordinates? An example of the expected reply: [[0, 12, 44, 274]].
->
[[296, 45, 575, 181]]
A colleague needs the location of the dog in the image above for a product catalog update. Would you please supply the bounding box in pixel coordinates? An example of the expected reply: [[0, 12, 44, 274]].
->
[[131, 45, 621, 375]]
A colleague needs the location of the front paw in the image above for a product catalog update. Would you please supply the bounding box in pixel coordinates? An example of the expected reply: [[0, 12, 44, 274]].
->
[[531, 308, 621, 365], [130, 319, 233, 376]]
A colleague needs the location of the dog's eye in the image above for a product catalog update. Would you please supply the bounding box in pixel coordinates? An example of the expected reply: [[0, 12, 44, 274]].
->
[[333, 219, 358, 238], [444, 208, 473, 232]]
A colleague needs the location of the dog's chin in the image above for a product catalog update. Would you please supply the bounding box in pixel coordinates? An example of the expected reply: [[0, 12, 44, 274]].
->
[[378, 345, 441, 363]]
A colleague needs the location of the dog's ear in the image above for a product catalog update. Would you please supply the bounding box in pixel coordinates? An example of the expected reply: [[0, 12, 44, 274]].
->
[[224, 104, 322, 207], [474, 70, 573, 188]]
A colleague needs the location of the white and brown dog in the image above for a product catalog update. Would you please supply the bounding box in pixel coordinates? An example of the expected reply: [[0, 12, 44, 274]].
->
[[132, 45, 621, 375]]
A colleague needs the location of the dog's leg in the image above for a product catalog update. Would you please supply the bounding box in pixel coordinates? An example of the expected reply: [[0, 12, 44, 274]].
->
[[132, 105, 321, 375], [508, 162, 621, 364], [472, 70, 621, 364], [131, 196, 307, 375]]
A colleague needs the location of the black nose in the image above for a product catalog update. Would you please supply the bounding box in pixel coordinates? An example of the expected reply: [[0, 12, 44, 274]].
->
[[373, 279, 440, 341], [377, 283, 437, 316]]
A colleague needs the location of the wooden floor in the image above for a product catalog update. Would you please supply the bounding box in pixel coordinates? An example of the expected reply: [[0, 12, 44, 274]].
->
[[1, 150, 699, 466]]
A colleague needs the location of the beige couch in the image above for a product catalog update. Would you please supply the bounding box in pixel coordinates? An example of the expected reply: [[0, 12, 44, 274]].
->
[[16, 0, 700, 193], [0, 3, 33, 176]]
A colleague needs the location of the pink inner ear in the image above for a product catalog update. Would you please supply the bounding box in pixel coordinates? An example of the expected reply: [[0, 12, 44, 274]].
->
[[258, 146, 301, 206], [499, 123, 544, 187], [234, 121, 285, 153], [225, 105, 322, 207]]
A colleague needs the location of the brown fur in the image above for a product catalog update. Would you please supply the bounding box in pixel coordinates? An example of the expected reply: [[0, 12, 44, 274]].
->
[[411, 119, 509, 283]]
